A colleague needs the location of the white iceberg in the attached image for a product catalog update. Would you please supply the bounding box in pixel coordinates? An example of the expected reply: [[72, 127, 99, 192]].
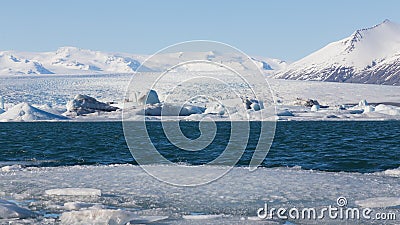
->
[[0, 103, 68, 122], [311, 104, 320, 112], [204, 103, 225, 115], [374, 104, 400, 116], [358, 99, 368, 107], [138, 103, 205, 116], [128, 89, 160, 105], [66, 94, 119, 116], [0, 96, 4, 112], [363, 105, 375, 113]]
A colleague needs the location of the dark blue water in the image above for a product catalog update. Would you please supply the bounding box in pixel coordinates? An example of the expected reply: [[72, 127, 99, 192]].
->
[[0, 121, 398, 173]]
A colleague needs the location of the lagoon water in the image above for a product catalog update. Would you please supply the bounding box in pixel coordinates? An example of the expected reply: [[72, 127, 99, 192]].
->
[[1, 121, 398, 173]]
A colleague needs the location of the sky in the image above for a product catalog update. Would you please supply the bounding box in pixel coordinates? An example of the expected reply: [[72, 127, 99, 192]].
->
[[1, 0, 400, 61]]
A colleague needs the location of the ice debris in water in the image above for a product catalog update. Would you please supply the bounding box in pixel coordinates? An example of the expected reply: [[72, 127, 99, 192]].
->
[[45, 188, 101, 196], [0, 199, 36, 219], [60, 209, 168, 225]]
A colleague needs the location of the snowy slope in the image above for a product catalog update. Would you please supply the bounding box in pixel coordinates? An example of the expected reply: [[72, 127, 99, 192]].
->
[[0, 47, 282, 75], [275, 19, 400, 85]]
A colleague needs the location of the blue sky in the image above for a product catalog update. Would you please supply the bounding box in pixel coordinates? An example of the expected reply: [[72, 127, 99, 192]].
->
[[1, 0, 399, 61]]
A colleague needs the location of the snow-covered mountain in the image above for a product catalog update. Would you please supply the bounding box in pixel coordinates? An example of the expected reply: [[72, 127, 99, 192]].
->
[[0, 47, 148, 75], [0, 47, 284, 75], [275, 19, 400, 85]]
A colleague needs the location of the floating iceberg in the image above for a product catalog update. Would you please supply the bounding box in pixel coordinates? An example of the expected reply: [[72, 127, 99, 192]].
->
[[137, 103, 205, 116], [66, 94, 119, 116], [0, 103, 68, 122]]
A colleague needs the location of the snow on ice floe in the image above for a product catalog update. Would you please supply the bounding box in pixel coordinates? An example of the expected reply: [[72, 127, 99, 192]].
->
[[182, 214, 225, 220], [355, 197, 400, 208], [374, 104, 400, 116], [45, 188, 101, 196], [0, 165, 24, 172], [374, 167, 400, 177], [63, 202, 97, 210], [0, 199, 36, 219], [60, 209, 168, 225], [0, 102, 68, 122], [0, 164, 399, 224]]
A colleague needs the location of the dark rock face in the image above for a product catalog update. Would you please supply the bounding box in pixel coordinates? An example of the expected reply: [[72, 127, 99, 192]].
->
[[66, 94, 119, 115]]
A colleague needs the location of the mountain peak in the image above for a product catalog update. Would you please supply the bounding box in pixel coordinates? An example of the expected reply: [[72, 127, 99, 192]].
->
[[275, 20, 400, 85], [345, 19, 400, 52], [382, 18, 391, 23]]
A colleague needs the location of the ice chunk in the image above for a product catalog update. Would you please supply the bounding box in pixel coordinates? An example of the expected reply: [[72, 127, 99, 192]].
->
[[242, 97, 264, 111], [137, 89, 160, 105], [1, 165, 23, 172], [363, 105, 375, 113], [204, 103, 225, 115], [0, 199, 36, 219], [305, 99, 320, 107], [355, 197, 400, 208], [45, 188, 101, 196], [60, 209, 167, 225], [129, 89, 160, 105], [138, 103, 205, 116], [358, 99, 368, 107], [0, 103, 68, 122], [375, 104, 400, 116], [66, 94, 119, 116], [380, 167, 400, 177], [250, 102, 261, 111], [183, 214, 224, 220], [63, 202, 96, 210], [311, 105, 320, 112], [0, 96, 4, 110], [276, 110, 294, 116]]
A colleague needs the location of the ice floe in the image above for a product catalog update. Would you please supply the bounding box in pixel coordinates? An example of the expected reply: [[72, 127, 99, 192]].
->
[[0, 164, 399, 224], [0, 199, 36, 219], [45, 188, 101, 197]]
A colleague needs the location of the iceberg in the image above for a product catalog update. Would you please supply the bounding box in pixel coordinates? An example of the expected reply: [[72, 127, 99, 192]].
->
[[66, 94, 119, 116], [0, 103, 68, 122]]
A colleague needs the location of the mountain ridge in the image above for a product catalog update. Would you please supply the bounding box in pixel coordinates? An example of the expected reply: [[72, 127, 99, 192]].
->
[[0, 47, 286, 75]]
